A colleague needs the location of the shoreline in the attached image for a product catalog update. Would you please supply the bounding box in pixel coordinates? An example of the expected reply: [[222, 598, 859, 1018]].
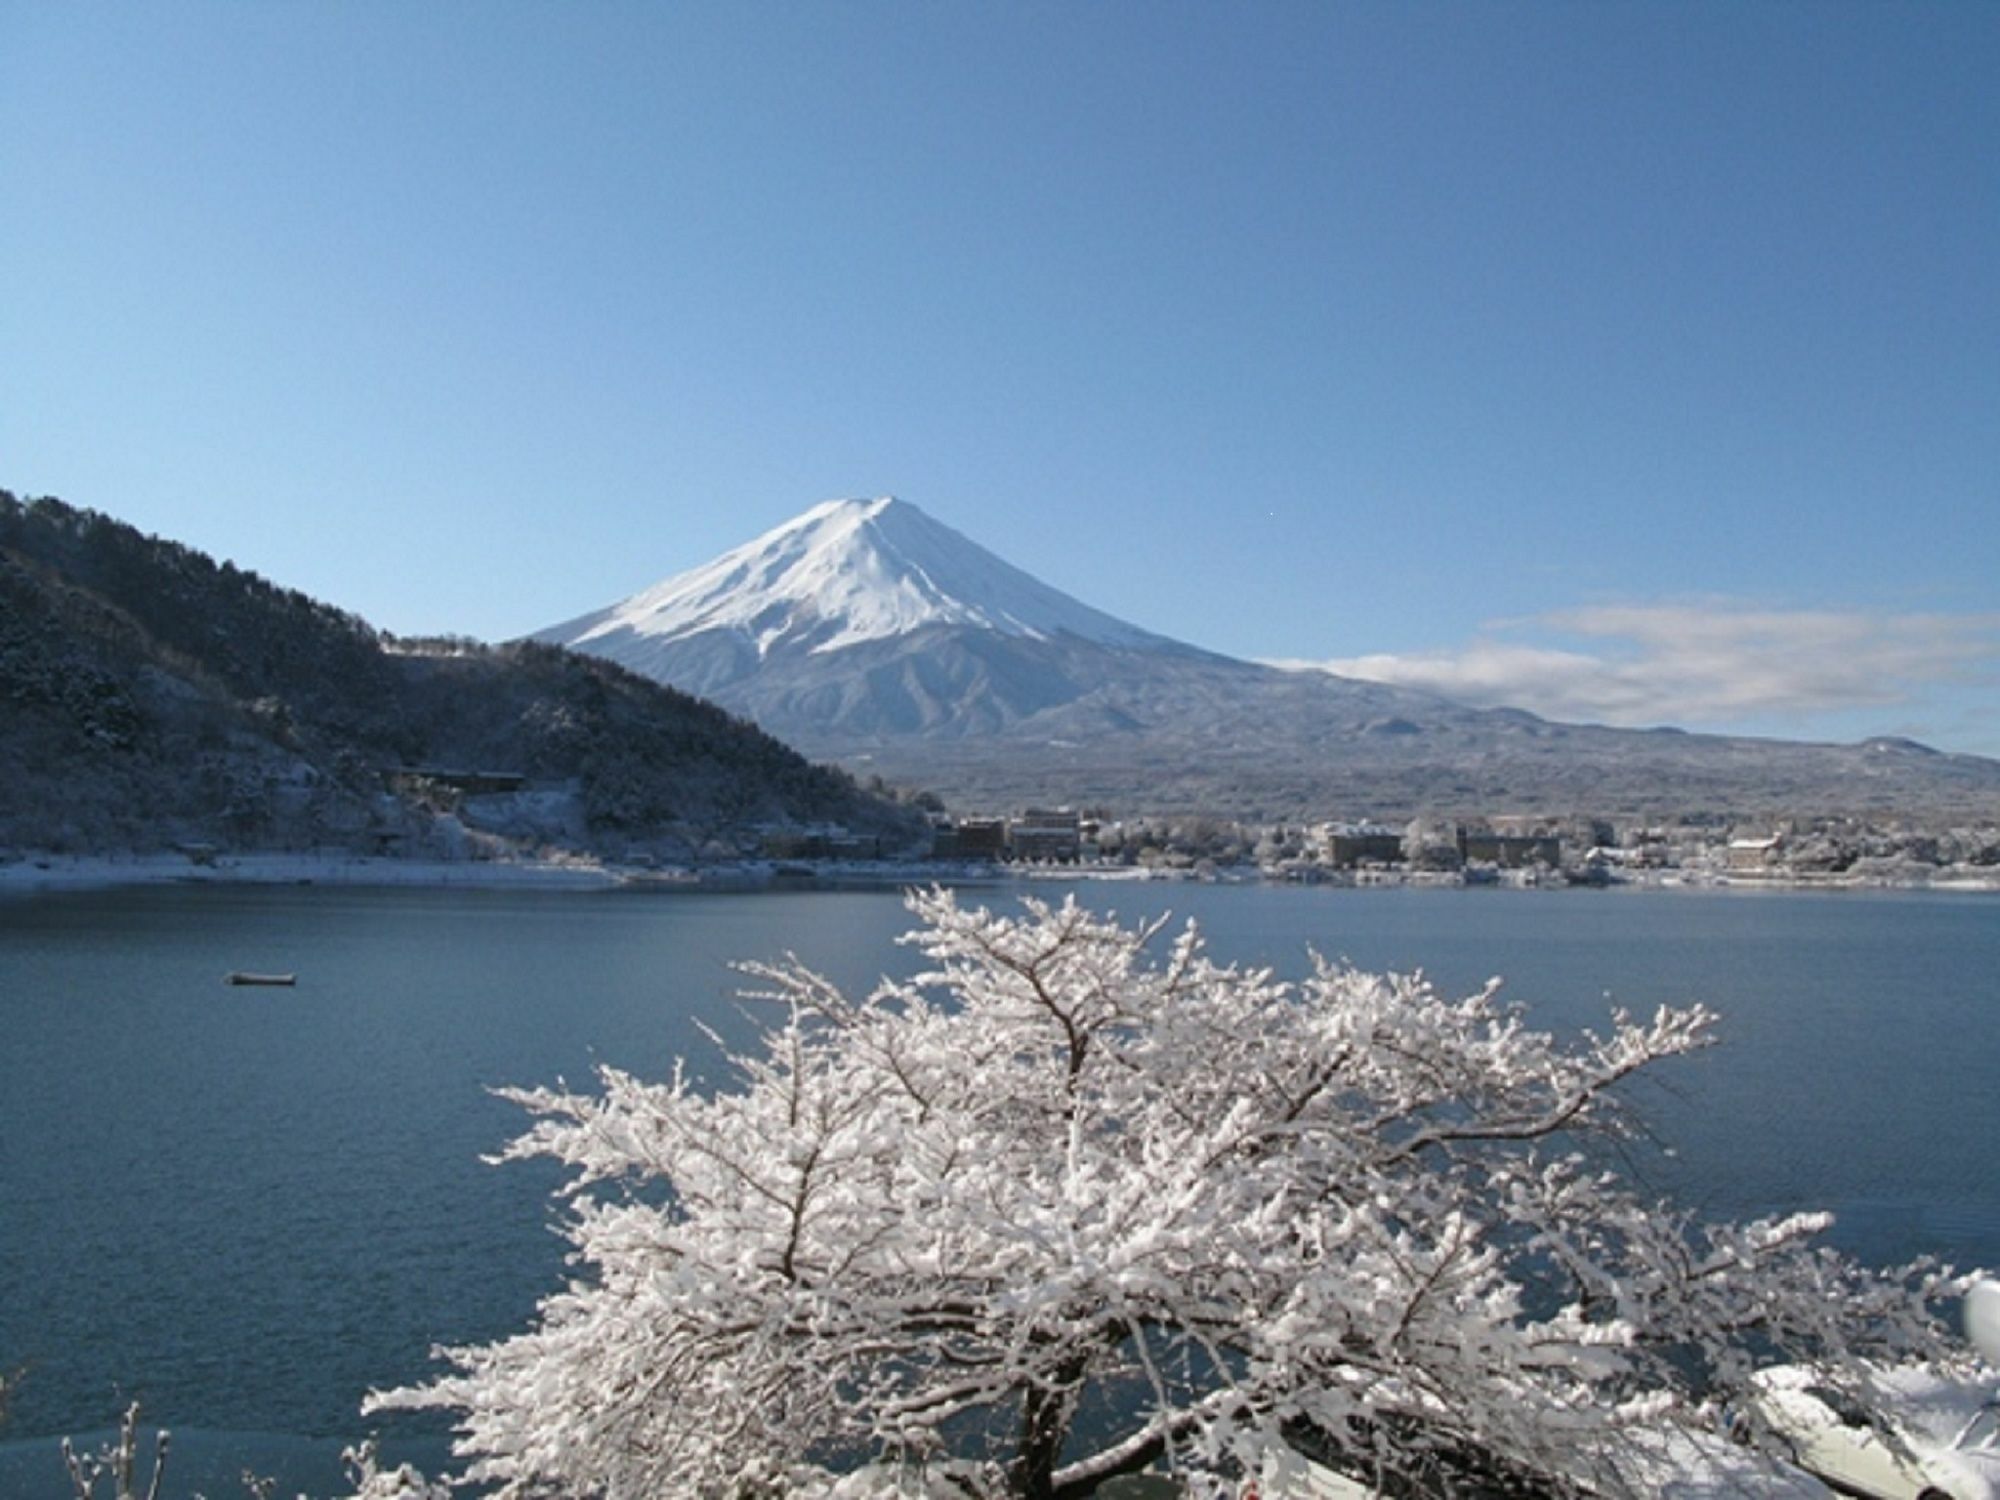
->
[[1, 849, 1995, 899], [0, 850, 628, 896]]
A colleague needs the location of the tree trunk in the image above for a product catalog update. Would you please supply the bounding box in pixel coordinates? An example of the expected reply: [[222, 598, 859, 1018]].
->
[[1011, 1356, 1087, 1499]]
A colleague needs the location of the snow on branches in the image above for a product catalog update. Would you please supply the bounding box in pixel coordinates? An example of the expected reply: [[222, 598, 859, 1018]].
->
[[368, 890, 1971, 1498]]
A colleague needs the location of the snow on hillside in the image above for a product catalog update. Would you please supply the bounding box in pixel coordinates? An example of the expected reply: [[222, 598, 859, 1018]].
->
[[542, 497, 1173, 658]]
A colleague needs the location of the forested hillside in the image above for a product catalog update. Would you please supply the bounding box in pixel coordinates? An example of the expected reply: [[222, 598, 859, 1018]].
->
[[0, 492, 923, 858]]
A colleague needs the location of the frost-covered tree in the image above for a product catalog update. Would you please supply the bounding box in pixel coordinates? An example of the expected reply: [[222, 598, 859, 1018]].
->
[[371, 891, 1972, 1498]]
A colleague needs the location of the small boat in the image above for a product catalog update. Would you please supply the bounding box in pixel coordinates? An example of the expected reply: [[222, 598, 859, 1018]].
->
[[225, 971, 297, 987]]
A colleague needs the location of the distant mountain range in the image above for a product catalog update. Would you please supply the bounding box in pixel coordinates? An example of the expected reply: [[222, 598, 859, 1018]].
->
[[0, 492, 921, 858], [537, 498, 2000, 821]]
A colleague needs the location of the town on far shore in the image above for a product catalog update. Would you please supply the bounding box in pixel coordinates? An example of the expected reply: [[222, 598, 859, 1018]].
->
[[762, 804, 2000, 891], [10, 758, 1994, 896]]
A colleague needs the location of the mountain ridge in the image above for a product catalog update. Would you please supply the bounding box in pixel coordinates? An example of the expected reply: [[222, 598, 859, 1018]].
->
[[535, 498, 2000, 821]]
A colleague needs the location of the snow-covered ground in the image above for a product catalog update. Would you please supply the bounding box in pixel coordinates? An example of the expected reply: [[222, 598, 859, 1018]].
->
[[0, 851, 625, 895], [0, 851, 1007, 898]]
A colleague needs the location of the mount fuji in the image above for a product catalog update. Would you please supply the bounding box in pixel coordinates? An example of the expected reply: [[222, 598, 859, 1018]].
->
[[547, 497, 1171, 662], [535, 499, 2000, 819]]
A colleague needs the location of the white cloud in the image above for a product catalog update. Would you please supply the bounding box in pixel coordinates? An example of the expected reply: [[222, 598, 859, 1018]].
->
[[1273, 603, 2000, 743]]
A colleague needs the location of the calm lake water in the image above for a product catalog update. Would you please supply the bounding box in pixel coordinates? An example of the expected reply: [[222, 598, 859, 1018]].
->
[[2, 878, 1996, 1495]]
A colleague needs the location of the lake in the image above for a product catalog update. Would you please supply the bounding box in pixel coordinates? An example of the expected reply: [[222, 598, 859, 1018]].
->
[[2, 878, 1996, 1496]]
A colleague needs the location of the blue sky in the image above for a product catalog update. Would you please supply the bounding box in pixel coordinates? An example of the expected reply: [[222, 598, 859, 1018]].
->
[[4, 3, 1996, 755]]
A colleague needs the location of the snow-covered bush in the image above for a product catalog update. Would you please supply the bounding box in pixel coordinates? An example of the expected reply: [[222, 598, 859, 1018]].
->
[[51, 1405, 445, 1500], [371, 890, 1973, 1497]]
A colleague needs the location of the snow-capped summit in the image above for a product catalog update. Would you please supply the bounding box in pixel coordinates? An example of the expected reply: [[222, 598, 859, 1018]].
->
[[543, 497, 1169, 662]]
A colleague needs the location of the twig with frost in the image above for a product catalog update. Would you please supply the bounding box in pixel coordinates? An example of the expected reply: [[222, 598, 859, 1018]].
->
[[61, 1402, 168, 1500]]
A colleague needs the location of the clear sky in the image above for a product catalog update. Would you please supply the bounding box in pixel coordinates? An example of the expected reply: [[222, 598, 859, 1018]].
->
[[4, 2, 1996, 756]]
